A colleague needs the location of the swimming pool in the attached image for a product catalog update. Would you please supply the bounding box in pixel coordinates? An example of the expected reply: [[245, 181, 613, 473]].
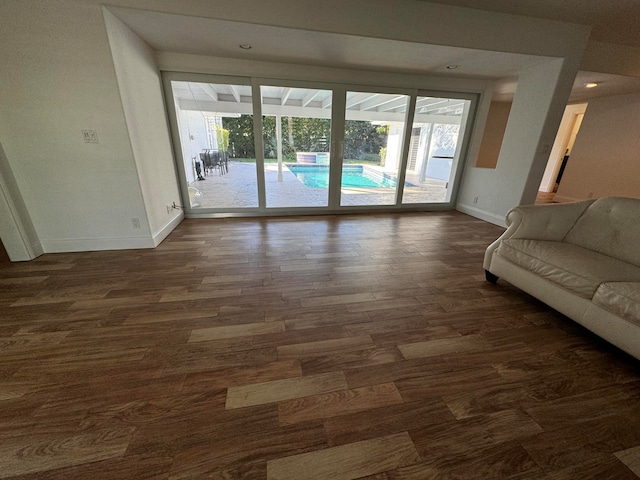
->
[[287, 164, 398, 188]]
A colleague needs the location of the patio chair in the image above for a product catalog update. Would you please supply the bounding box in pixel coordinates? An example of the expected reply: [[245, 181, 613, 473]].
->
[[220, 151, 229, 174], [206, 150, 225, 176]]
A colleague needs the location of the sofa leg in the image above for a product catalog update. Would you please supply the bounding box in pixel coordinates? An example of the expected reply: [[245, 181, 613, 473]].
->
[[485, 270, 499, 284]]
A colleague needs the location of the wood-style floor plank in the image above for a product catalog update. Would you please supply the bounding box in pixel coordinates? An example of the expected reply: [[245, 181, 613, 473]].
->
[[225, 371, 349, 409], [266, 432, 420, 480], [188, 320, 285, 342], [0, 428, 135, 478], [1, 211, 639, 479], [616, 446, 640, 477], [277, 382, 403, 425]]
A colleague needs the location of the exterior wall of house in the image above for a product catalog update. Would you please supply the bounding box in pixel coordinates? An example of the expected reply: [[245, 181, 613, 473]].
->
[[555, 92, 640, 202], [384, 125, 404, 173], [175, 109, 211, 184]]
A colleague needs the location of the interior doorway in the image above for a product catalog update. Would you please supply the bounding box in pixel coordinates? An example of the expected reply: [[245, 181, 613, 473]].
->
[[538, 103, 587, 201]]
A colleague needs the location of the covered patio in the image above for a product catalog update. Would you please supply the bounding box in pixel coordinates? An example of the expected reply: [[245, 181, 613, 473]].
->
[[188, 161, 449, 209], [169, 80, 466, 211]]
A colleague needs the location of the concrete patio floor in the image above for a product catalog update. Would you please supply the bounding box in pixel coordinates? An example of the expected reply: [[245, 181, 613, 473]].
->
[[188, 162, 448, 210]]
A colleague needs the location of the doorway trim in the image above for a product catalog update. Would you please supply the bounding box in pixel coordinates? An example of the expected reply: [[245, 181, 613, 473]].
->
[[539, 103, 587, 194]]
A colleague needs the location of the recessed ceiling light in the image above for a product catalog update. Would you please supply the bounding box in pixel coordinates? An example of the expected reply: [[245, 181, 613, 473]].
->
[[446, 65, 460, 70], [585, 82, 599, 88], [239, 44, 252, 50]]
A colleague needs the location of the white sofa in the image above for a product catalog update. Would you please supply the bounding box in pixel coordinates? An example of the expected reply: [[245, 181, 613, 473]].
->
[[484, 197, 640, 360]]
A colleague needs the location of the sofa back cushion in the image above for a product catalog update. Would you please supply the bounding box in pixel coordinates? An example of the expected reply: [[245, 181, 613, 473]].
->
[[564, 197, 640, 267]]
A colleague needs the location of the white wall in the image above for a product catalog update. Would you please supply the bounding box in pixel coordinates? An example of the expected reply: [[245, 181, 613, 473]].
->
[[555, 92, 640, 202], [457, 55, 588, 225], [0, 142, 42, 261], [103, 9, 183, 243], [0, 0, 153, 253]]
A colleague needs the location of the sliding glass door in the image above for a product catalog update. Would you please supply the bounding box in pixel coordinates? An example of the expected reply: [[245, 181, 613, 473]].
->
[[167, 79, 259, 210], [402, 96, 471, 204], [261, 85, 332, 208], [340, 91, 409, 207], [164, 72, 477, 216]]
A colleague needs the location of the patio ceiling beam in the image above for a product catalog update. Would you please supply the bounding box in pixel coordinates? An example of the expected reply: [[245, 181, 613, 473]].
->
[[262, 104, 331, 119], [360, 95, 406, 112], [179, 98, 254, 115], [322, 96, 332, 109], [178, 99, 462, 124], [346, 92, 376, 109], [281, 88, 292, 105], [229, 85, 241, 103], [419, 99, 466, 114], [379, 98, 413, 113], [302, 90, 322, 107], [343, 109, 460, 124], [197, 84, 218, 102], [416, 98, 451, 109]]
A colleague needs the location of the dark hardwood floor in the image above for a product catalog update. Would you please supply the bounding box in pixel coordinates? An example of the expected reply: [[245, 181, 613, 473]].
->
[[1, 212, 639, 479], [0, 240, 10, 265]]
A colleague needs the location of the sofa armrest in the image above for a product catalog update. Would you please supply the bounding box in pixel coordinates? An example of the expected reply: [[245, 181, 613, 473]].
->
[[483, 200, 595, 270]]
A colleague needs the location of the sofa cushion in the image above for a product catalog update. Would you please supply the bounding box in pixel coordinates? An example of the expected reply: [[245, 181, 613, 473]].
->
[[564, 197, 640, 267], [497, 239, 640, 298], [593, 282, 640, 327]]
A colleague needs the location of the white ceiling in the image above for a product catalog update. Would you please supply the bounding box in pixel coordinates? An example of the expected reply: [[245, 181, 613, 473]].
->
[[109, 5, 640, 103], [418, 0, 640, 48], [492, 71, 640, 103], [109, 7, 545, 79]]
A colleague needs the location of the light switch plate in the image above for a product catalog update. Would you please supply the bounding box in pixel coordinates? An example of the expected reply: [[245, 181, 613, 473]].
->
[[82, 129, 99, 143]]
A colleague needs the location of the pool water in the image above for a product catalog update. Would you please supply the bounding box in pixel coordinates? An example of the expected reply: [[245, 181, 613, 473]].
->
[[288, 165, 397, 189]]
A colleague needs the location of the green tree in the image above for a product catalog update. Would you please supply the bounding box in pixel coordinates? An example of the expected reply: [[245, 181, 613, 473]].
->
[[223, 115, 387, 162], [289, 117, 330, 152], [223, 115, 255, 158], [263, 116, 331, 159], [344, 120, 387, 161], [215, 126, 229, 152]]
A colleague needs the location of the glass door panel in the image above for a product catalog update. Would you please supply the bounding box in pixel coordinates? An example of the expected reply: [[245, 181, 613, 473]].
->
[[402, 96, 471, 204], [261, 86, 332, 208], [340, 91, 409, 206], [170, 80, 258, 209]]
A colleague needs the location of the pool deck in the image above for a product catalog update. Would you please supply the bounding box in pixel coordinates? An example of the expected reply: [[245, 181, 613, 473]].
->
[[189, 162, 448, 209]]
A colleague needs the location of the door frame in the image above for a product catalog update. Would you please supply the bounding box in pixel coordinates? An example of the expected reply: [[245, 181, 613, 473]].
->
[[162, 71, 479, 218]]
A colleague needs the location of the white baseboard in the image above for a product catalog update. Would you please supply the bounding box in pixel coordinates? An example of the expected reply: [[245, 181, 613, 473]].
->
[[37, 213, 183, 254], [41, 235, 156, 253], [152, 212, 184, 247], [456, 203, 507, 227], [30, 240, 44, 258]]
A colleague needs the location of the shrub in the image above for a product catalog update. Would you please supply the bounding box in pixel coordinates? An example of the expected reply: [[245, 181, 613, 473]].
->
[[359, 153, 381, 163]]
